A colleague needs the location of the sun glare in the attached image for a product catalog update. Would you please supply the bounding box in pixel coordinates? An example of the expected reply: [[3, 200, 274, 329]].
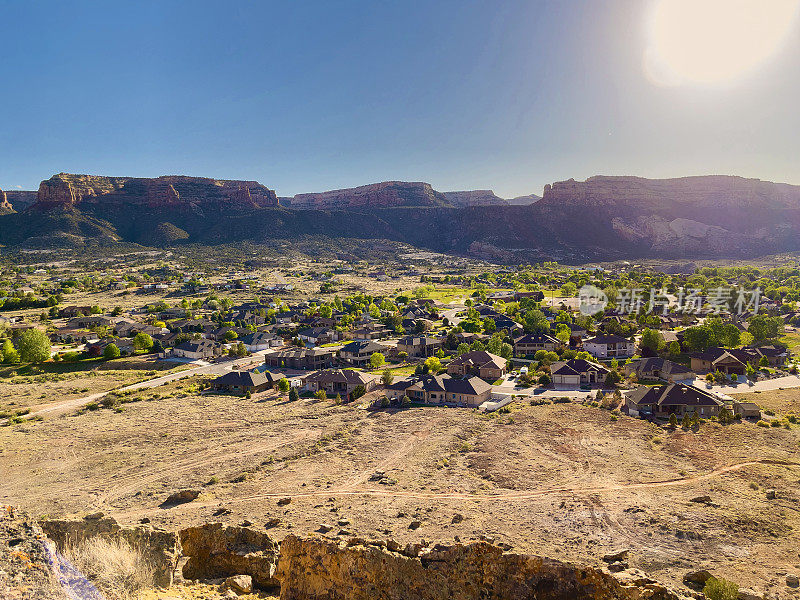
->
[[645, 0, 800, 86]]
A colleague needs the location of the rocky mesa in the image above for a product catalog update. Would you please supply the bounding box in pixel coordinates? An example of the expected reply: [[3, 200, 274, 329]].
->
[[289, 181, 452, 209], [34, 173, 280, 210]]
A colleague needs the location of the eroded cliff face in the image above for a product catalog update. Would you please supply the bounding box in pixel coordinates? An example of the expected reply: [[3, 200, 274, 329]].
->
[[4, 190, 37, 212], [13, 516, 695, 600], [535, 175, 800, 258], [275, 535, 686, 600], [34, 173, 279, 210], [290, 181, 452, 209], [442, 190, 507, 207], [541, 175, 800, 210], [0, 189, 12, 213]]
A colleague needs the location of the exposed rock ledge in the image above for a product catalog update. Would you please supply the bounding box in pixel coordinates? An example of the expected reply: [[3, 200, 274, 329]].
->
[[23, 515, 694, 600]]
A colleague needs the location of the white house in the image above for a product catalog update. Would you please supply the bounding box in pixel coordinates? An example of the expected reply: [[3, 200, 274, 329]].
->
[[582, 334, 635, 359]]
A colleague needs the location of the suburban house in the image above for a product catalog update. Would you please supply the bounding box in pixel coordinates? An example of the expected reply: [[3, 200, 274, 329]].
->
[[264, 347, 335, 370], [396, 336, 443, 358], [624, 383, 723, 418], [50, 328, 99, 344], [211, 370, 286, 395], [303, 369, 376, 400], [171, 339, 223, 360], [298, 326, 339, 346], [58, 305, 93, 318], [582, 334, 636, 359], [404, 375, 493, 408], [446, 350, 507, 381], [513, 333, 563, 356], [624, 357, 695, 382], [549, 359, 609, 389], [732, 400, 761, 419], [350, 322, 392, 340], [67, 315, 115, 329], [689, 346, 786, 375], [339, 340, 390, 367], [240, 332, 282, 352]]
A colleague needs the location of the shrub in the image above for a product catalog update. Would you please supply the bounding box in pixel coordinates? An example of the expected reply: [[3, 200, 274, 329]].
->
[[86, 402, 100, 411], [100, 395, 119, 409], [350, 385, 366, 401], [702, 577, 738, 600], [756, 420, 769, 427], [314, 389, 327, 401], [64, 537, 156, 600]]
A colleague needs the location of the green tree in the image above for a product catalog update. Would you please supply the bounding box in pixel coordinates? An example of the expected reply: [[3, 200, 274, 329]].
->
[[398, 351, 408, 363], [289, 386, 300, 402], [523, 309, 550, 334], [319, 304, 333, 319], [1, 338, 19, 364], [482, 318, 496, 334], [669, 413, 678, 428], [748, 314, 781, 342], [278, 378, 290, 394], [17, 329, 51, 363], [103, 343, 121, 360], [668, 341, 681, 356], [315, 389, 327, 401], [223, 330, 238, 341], [350, 385, 367, 400], [369, 352, 386, 370], [381, 369, 394, 385], [640, 328, 665, 353], [455, 343, 470, 357], [133, 332, 153, 352], [424, 356, 442, 373]]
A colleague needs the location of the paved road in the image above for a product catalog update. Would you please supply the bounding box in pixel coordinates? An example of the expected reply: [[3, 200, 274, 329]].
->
[[5, 351, 271, 422], [696, 373, 800, 395]]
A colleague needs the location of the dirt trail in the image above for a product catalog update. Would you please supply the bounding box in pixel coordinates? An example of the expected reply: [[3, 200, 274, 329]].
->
[[116, 459, 797, 519]]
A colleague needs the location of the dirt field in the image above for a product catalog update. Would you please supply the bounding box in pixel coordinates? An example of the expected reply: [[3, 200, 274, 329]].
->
[[0, 358, 187, 413], [2, 388, 799, 595], [731, 388, 800, 417]]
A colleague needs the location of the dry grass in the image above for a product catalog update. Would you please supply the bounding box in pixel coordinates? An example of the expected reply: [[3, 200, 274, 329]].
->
[[64, 537, 156, 600]]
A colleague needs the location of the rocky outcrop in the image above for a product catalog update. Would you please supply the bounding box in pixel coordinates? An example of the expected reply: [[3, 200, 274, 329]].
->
[[1, 507, 63, 600], [290, 181, 452, 209], [275, 535, 687, 600], [506, 193, 541, 205], [40, 514, 180, 587], [442, 190, 507, 207], [4, 191, 38, 212], [541, 175, 800, 209], [0, 189, 12, 214], [535, 175, 800, 258], [179, 523, 279, 589], [34, 173, 279, 210]]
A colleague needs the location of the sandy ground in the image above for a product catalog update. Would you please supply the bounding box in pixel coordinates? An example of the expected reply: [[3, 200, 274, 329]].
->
[[2, 388, 799, 595]]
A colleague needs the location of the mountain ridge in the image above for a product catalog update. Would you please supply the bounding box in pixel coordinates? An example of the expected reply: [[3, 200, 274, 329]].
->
[[4, 172, 800, 262]]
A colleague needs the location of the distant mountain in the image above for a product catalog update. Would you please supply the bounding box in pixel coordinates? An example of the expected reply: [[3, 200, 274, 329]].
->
[[289, 181, 451, 209], [4, 172, 800, 262], [505, 193, 541, 205], [442, 190, 506, 207]]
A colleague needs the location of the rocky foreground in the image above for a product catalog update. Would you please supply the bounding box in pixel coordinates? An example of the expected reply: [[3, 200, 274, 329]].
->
[[0, 511, 715, 600]]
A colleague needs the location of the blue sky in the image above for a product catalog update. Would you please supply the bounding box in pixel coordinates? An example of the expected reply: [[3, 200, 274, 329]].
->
[[1, 0, 799, 197]]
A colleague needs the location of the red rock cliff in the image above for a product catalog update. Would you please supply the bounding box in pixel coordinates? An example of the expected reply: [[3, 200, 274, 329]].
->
[[35, 173, 279, 210]]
